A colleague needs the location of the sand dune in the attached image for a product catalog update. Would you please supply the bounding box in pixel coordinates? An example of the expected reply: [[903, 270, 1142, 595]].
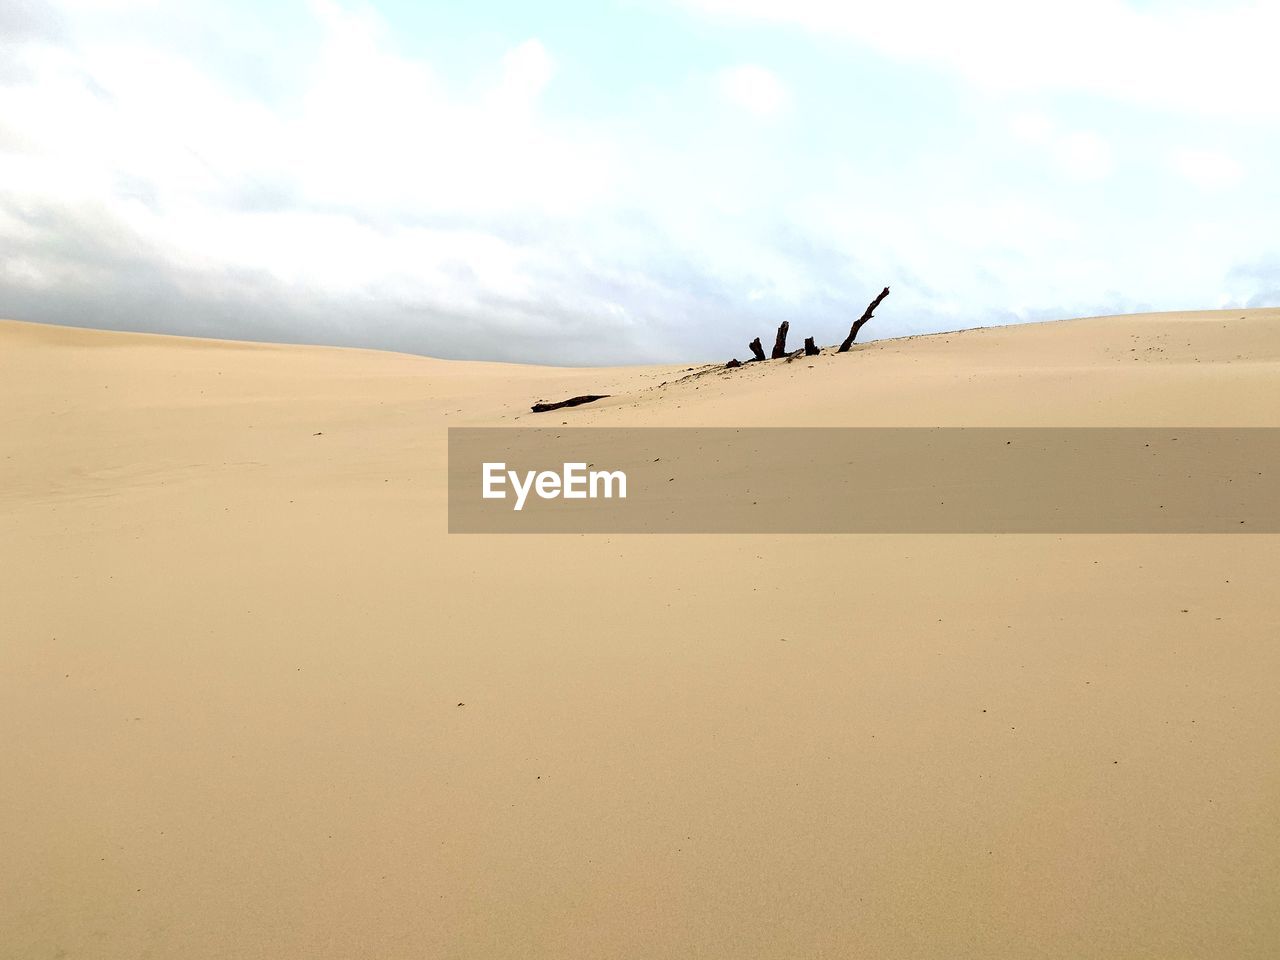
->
[[3, 310, 1278, 958]]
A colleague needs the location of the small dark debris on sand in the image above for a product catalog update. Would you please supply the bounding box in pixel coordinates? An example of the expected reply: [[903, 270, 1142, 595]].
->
[[531, 394, 610, 413]]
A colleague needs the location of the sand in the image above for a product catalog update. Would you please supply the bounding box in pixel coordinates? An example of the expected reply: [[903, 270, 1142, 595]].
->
[[2, 310, 1278, 958]]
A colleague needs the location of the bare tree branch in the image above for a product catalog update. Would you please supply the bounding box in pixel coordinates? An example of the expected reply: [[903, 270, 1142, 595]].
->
[[837, 287, 890, 353]]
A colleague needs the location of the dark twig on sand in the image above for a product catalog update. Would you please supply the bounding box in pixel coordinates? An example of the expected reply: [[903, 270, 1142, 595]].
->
[[530, 395, 609, 413]]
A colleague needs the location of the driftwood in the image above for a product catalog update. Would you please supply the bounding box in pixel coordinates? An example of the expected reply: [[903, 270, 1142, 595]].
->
[[771, 321, 790, 359], [725, 358, 742, 368], [727, 285, 889, 366], [838, 287, 890, 353], [531, 394, 609, 413]]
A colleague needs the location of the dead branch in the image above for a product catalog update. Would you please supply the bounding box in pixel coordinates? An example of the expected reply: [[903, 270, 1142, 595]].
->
[[837, 287, 891, 353], [530, 395, 609, 413], [771, 321, 790, 359], [748, 337, 767, 362]]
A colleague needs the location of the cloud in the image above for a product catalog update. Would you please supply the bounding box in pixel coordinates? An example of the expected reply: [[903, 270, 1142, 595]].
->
[[681, 0, 1280, 117], [1058, 131, 1113, 181], [1009, 111, 1053, 146], [1227, 257, 1280, 309], [1170, 148, 1243, 191], [0, 0, 66, 44], [0, 2, 656, 363], [499, 38, 555, 108], [715, 64, 787, 116], [0, 2, 964, 364], [1008, 114, 1112, 181], [2, 0, 1275, 365]]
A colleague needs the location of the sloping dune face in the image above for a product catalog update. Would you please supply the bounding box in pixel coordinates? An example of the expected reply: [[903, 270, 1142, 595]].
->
[[2, 311, 1278, 958]]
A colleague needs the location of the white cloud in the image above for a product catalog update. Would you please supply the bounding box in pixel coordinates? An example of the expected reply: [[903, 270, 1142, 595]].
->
[[1058, 131, 1113, 181], [1009, 111, 1053, 146], [2, 0, 1276, 364], [1170, 148, 1243, 190], [1008, 114, 1113, 181], [683, 0, 1280, 117], [495, 38, 555, 116], [715, 64, 787, 116], [0, 3, 640, 360]]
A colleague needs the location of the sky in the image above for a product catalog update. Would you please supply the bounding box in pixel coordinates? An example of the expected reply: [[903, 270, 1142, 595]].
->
[[1, 0, 1278, 364]]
